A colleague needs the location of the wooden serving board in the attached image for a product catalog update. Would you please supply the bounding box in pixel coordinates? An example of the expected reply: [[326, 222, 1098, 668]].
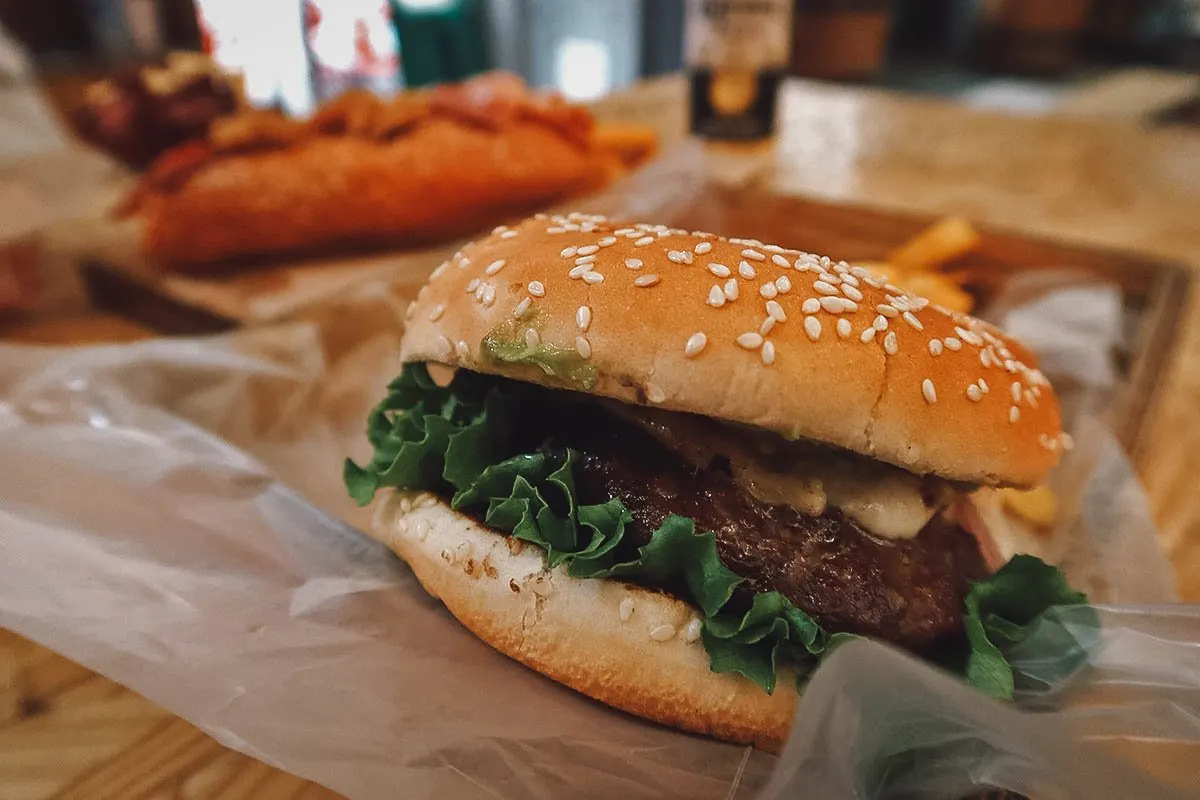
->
[[654, 188, 1192, 457], [78, 217, 464, 335]]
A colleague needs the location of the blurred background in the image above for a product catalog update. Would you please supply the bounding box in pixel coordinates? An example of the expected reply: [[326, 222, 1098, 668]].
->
[[2, 0, 1198, 120]]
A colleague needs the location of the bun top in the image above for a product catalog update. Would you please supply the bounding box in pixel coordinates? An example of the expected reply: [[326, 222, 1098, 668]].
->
[[400, 212, 1065, 486]]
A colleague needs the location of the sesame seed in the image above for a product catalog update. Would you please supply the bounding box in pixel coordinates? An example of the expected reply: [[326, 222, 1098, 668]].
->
[[804, 316, 822, 341], [766, 299, 787, 321], [967, 384, 983, 402], [739, 261, 757, 279], [485, 259, 506, 275], [707, 285, 726, 307], [922, 378, 937, 404], [684, 618, 703, 643], [524, 328, 540, 349], [685, 332, 707, 357], [902, 311, 923, 331], [836, 318, 852, 339], [820, 296, 846, 314], [560, 246, 578, 258], [466, 278, 480, 293], [841, 273, 860, 287], [649, 624, 676, 642], [527, 281, 545, 298], [859, 328, 877, 343], [635, 236, 654, 246], [431, 262, 448, 280], [575, 254, 597, 266], [1024, 389, 1038, 408], [759, 316, 776, 335], [883, 332, 898, 355], [760, 282, 778, 299], [889, 295, 912, 312], [813, 280, 838, 296], [645, 383, 666, 403], [694, 241, 713, 255], [850, 265, 871, 279], [597, 236, 618, 247], [877, 304, 899, 318], [576, 305, 592, 332], [980, 349, 993, 368], [873, 315, 889, 331], [724, 278, 739, 300], [818, 272, 842, 285], [1009, 406, 1020, 423], [493, 225, 508, 235], [928, 338, 944, 356], [568, 264, 593, 279], [978, 378, 990, 393], [619, 597, 634, 621], [582, 271, 604, 284], [481, 285, 496, 306], [771, 254, 791, 269], [761, 340, 776, 365], [840, 284, 864, 302], [801, 298, 820, 314], [458, 257, 470, 269], [667, 249, 694, 265], [624, 258, 643, 270], [429, 304, 445, 321], [737, 332, 764, 349], [1010, 382, 1022, 402], [944, 337, 962, 351], [614, 227, 634, 236], [547, 226, 567, 234], [793, 258, 812, 272], [955, 326, 984, 346], [842, 300, 859, 312], [708, 262, 731, 278], [635, 274, 659, 287], [512, 297, 531, 318], [456, 340, 471, 360], [776, 276, 792, 293], [742, 249, 766, 261], [577, 245, 599, 256], [575, 336, 591, 359], [435, 335, 452, 358]]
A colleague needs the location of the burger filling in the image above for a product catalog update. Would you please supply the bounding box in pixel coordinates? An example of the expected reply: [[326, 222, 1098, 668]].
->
[[346, 364, 1089, 698]]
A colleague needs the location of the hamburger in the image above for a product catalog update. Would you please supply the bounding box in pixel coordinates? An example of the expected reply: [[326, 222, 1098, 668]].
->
[[345, 212, 1086, 751]]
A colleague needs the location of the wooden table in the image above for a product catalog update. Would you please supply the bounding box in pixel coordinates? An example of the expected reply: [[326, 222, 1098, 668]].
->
[[4, 74, 1200, 798]]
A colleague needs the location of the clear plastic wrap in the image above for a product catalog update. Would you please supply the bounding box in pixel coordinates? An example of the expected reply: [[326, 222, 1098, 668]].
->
[[1, 147, 1197, 798]]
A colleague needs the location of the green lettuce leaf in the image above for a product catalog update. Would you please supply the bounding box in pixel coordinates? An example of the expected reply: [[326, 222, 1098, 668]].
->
[[963, 554, 1092, 698], [345, 364, 1093, 698]]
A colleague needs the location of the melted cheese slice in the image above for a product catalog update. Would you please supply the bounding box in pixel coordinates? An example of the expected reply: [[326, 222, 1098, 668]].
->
[[610, 403, 950, 540]]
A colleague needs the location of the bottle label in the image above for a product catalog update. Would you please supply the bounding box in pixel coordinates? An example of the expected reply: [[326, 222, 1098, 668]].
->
[[685, 0, 794, 71]]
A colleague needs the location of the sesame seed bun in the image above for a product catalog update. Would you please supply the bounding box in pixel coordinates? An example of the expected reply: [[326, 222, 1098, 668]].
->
[[401, 213, 1065, 487], [372, 491, 798, 751]]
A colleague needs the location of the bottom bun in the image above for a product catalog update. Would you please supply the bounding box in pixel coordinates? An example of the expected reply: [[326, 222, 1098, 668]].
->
[[370, 491, 799, 751]]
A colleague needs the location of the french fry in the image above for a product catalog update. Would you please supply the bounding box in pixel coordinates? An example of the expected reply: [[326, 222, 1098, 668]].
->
[[888, 217, 982, 270], [1000, 485, 1057, 529]]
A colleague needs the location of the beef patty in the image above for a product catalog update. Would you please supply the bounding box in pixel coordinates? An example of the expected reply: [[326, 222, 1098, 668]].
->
[[511, 397, 989, 653]]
